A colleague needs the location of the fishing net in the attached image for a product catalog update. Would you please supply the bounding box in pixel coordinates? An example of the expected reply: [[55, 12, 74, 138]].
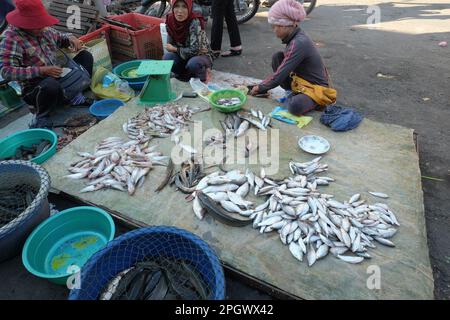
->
[[0, 160, 51, 261], [69, 226, 225, 300]]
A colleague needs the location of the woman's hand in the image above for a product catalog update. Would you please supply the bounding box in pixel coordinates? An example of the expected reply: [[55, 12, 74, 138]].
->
[[250, 85, 260, 96], [165, 44, 178, 53], [69, 36, 84, 52], [39, 66, 63, 78]]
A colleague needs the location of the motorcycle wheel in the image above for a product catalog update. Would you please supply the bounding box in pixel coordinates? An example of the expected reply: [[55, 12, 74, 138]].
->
[[138, 0, 168, 17], [236, 0, 260, 25], [0, 19, 7, 34], [303, 0, 317, 15]]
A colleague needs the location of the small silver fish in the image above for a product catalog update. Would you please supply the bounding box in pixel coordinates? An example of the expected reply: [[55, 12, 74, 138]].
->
[[337, 255, 364, 264], [369, 191, 389, 199], [193, 196, 205, 220], [307, 244, 317, 267], [289, 242, 303, 262], [236, 182, 250, 198]]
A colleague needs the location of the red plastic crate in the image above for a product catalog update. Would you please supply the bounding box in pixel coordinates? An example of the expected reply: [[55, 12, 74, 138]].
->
[[106, 13, 164, 60]]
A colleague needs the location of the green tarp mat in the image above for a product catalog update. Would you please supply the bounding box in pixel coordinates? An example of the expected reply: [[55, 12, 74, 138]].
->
[[44, 73, 434, 299]]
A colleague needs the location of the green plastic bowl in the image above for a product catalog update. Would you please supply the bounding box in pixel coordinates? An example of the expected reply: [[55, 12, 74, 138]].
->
[[209, 89, 247, 113], [113, 60, 149, 83], [0, 129, 58, 164], [22, 206, 115, 285]]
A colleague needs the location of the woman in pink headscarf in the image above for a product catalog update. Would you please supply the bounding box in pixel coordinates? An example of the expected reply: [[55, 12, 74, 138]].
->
[[163, 0, 213, 82], [250, 0, 332, 116]]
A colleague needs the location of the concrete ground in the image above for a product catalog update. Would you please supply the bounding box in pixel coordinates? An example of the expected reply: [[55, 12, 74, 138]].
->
[[1, 0, 449, 299], [213, 0, 449, 299]]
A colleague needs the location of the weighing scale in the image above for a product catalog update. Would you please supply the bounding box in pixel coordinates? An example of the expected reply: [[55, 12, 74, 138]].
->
[[136, 60, 177, 105]]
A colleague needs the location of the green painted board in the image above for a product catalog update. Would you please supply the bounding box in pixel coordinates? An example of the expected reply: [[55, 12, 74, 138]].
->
[[136, 60, 174, 76], [44, 74, 434, 299]]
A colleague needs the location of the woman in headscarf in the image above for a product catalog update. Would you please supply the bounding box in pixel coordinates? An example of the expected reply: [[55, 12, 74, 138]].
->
[[163, 0, 213, 82], [250, 0, 336, 116]]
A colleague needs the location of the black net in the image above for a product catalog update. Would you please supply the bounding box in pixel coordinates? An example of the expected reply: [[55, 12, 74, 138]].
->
[[0, 161, 51, 237], [0, 184, 38, 228]]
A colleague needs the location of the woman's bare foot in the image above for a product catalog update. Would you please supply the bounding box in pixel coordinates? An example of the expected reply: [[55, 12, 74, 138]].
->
[[203, 68, 212, 83]]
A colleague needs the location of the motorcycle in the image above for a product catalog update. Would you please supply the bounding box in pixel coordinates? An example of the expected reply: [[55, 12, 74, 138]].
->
[[138, 0, 261, 25], [0, 0, 16, 34], [262, 0, 316, 16]]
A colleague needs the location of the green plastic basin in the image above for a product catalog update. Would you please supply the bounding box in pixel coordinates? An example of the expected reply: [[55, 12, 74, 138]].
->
[[0, 129, 58, 164], [22, 206, 115, 285], [209, 89, 247, 113], [113, 60, 149, 83]]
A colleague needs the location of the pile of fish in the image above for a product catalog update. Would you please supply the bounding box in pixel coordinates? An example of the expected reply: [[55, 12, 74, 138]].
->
[[191, 157, 400, 266], [122, 103, 199, 140], [206, 108, 272, 156], [216, 97, 242, 106], [100, 259, 209, 300], [191, 169, 257, 226], [218, 108, 271, 139], [65, 137, 167, 195], [220, 114, 250, 139], [3, 140, 52, 161], [171, 158, 205, 194], [238, 108, 271, 131]]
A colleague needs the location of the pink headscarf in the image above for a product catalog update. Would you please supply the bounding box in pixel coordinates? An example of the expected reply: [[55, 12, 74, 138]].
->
[[268, 0, 306, 26]]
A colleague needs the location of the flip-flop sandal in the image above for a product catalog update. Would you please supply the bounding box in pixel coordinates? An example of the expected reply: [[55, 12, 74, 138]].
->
[[221, 49, 242, 57], [212, 51, 221, 59]]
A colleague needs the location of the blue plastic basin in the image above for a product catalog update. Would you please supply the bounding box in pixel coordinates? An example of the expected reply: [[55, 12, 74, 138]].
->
[[89, 99, 124, 119], [69, 226, 225, 300], [22, 206, 115, 285]]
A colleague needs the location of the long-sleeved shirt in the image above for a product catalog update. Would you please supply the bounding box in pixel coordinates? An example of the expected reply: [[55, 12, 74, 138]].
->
[[0, 25, 71, 88], [168, 19, 213, 62], [259, 27, 328, 93]]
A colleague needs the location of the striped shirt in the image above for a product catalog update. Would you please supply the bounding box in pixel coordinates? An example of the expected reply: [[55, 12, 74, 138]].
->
[[0, 25, 71, 87]]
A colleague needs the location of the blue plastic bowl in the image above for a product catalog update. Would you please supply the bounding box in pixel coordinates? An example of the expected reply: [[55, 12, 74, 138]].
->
[[127, 80, 146, 91], [89, 99, 124, 119], [22, 206, 115, 285], [68, 226, 225, 300]]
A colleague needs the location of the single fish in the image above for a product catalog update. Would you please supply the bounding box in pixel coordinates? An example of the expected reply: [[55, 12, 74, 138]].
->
[[289, 242, 303, 262], [337, 255, 364, 264], [193, 196, 205, 220], [236, 182, 250, 198], [369, 191, 389, 199]]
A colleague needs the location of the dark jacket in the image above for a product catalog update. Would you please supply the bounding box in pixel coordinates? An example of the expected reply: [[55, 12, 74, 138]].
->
[[259, 27, 328, 93]]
